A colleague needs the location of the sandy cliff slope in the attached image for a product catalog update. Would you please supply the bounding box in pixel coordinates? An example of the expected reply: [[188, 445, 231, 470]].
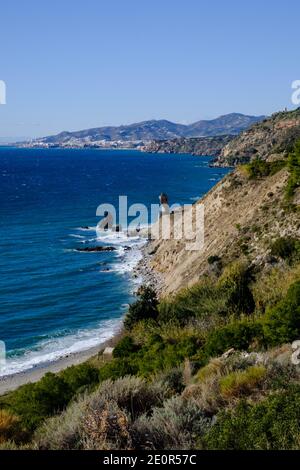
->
[[147, 167, 299, 294]]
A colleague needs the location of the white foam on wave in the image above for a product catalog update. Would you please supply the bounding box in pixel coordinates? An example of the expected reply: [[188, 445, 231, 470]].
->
[[96, 228, 147, 279], [69, 234, 86, 239], [0, 318, 121, 377]]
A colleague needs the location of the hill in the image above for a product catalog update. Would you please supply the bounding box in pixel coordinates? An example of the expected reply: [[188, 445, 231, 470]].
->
[[27, 113, 265, 147], [216, 108, 300, 166]]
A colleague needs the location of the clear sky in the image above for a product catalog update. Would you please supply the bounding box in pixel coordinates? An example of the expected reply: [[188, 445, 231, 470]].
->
[[0, 0, 300, 138]]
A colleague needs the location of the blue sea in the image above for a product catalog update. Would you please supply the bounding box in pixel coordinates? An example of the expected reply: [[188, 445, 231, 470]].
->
[[0, 147, 229, 376]]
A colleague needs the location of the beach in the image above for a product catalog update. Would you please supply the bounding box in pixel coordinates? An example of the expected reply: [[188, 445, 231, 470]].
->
[[0, 334, 122, 395]]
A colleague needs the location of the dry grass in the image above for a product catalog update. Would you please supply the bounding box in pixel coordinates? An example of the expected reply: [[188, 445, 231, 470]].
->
[[0, 409, 23, 444]]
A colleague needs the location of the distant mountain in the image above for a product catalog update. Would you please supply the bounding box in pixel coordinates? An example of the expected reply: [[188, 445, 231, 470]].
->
[[42, 120, 187, 144], [28, 113, 266, 147], [186, 113, 266, 137]]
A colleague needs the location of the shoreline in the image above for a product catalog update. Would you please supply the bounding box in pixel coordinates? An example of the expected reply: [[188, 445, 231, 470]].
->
[[0, 241, 161, 396], [0, 332, 123, 396]]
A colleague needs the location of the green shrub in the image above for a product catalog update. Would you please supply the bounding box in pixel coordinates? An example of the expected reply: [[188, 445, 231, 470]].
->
[[8, 373, 72, 431], [124, 287, 159, 330], [205, 385, 300, 449], [158, 281, 228, 326], [245, 158, 286, 180], [207, 255, 222, 265], [134, 333, 202, 376], [263, 281, 300, 347], [98, 358, 139, 382], [60, 363, 99, 394], [219, 365, 266, 398], [204, 320, 263, 358], [113, 336, 140, 358], [156, 366, 186, 394], [218, 262, 255, 314], [270, 237, 300, 262], [286, 139, 300, 200]]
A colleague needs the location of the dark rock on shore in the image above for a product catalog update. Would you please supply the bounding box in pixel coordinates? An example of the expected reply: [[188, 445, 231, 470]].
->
[[76, 246, 117, 252]]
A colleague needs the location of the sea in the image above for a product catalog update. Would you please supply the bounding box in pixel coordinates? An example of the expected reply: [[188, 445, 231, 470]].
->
[[0, 147, 229, 376]]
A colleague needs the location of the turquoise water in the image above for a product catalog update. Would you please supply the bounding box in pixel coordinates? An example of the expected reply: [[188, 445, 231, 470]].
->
[[0, 147, 229, 375]]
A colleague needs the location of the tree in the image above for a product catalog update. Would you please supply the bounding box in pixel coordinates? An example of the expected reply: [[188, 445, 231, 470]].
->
[[124, 286, 159, 330]]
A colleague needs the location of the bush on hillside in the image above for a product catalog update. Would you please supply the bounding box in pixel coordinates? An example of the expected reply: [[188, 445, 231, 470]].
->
[[204, 385, 300, 449], [135, 333, 202, 376], [124, 287, 159, 330], [270, 237, 300, 262], [98, 358, 139, 382], [245, 158, 286, 179], [113, 336, 140, 358], [91, 376, 168, 421], [219, 365, 266, 398], [218, 262, 255, 314], [203, 320, 264, 358], [286, 139, 300, 199], [263, 280, 300, 347], [34, 397, 87, 450], [132, 396, 212, 450], [60, 363, 99, 394], [8, 373, 72, 431], [158, 281, 228, 327], [81, 399, 132, 450]]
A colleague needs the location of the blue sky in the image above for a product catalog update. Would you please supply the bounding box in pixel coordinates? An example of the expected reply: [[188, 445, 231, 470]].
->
[[0, 0, 299, 138]]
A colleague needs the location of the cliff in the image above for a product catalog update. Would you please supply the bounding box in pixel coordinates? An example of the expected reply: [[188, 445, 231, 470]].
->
[[215, 108, 300, 166], [141, 135, 235, 157]]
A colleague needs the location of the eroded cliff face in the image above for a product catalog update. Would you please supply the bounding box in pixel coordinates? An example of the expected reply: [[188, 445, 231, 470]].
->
[[141, 135, 235, 157], [147, 167, 299, 294], [215, 108, 300, 167]]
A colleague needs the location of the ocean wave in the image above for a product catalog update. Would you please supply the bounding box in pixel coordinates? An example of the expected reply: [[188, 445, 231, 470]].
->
[[69, 234, 86, 239]]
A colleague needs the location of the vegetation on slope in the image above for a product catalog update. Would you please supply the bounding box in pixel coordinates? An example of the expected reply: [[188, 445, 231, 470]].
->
[[0, 141, 299, 451]]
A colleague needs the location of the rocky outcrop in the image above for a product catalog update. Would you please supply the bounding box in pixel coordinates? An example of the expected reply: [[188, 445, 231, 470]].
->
[[141, 135, 235, 157], [215, 108, 300, 166]]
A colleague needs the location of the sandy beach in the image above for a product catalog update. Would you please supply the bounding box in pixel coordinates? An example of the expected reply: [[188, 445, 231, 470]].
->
[[0, 334, 122, 396]]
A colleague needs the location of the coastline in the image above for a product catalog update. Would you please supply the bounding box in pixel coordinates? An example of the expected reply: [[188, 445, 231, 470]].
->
[[0, 332, 123, 396], [0, 241, 160, 396]]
